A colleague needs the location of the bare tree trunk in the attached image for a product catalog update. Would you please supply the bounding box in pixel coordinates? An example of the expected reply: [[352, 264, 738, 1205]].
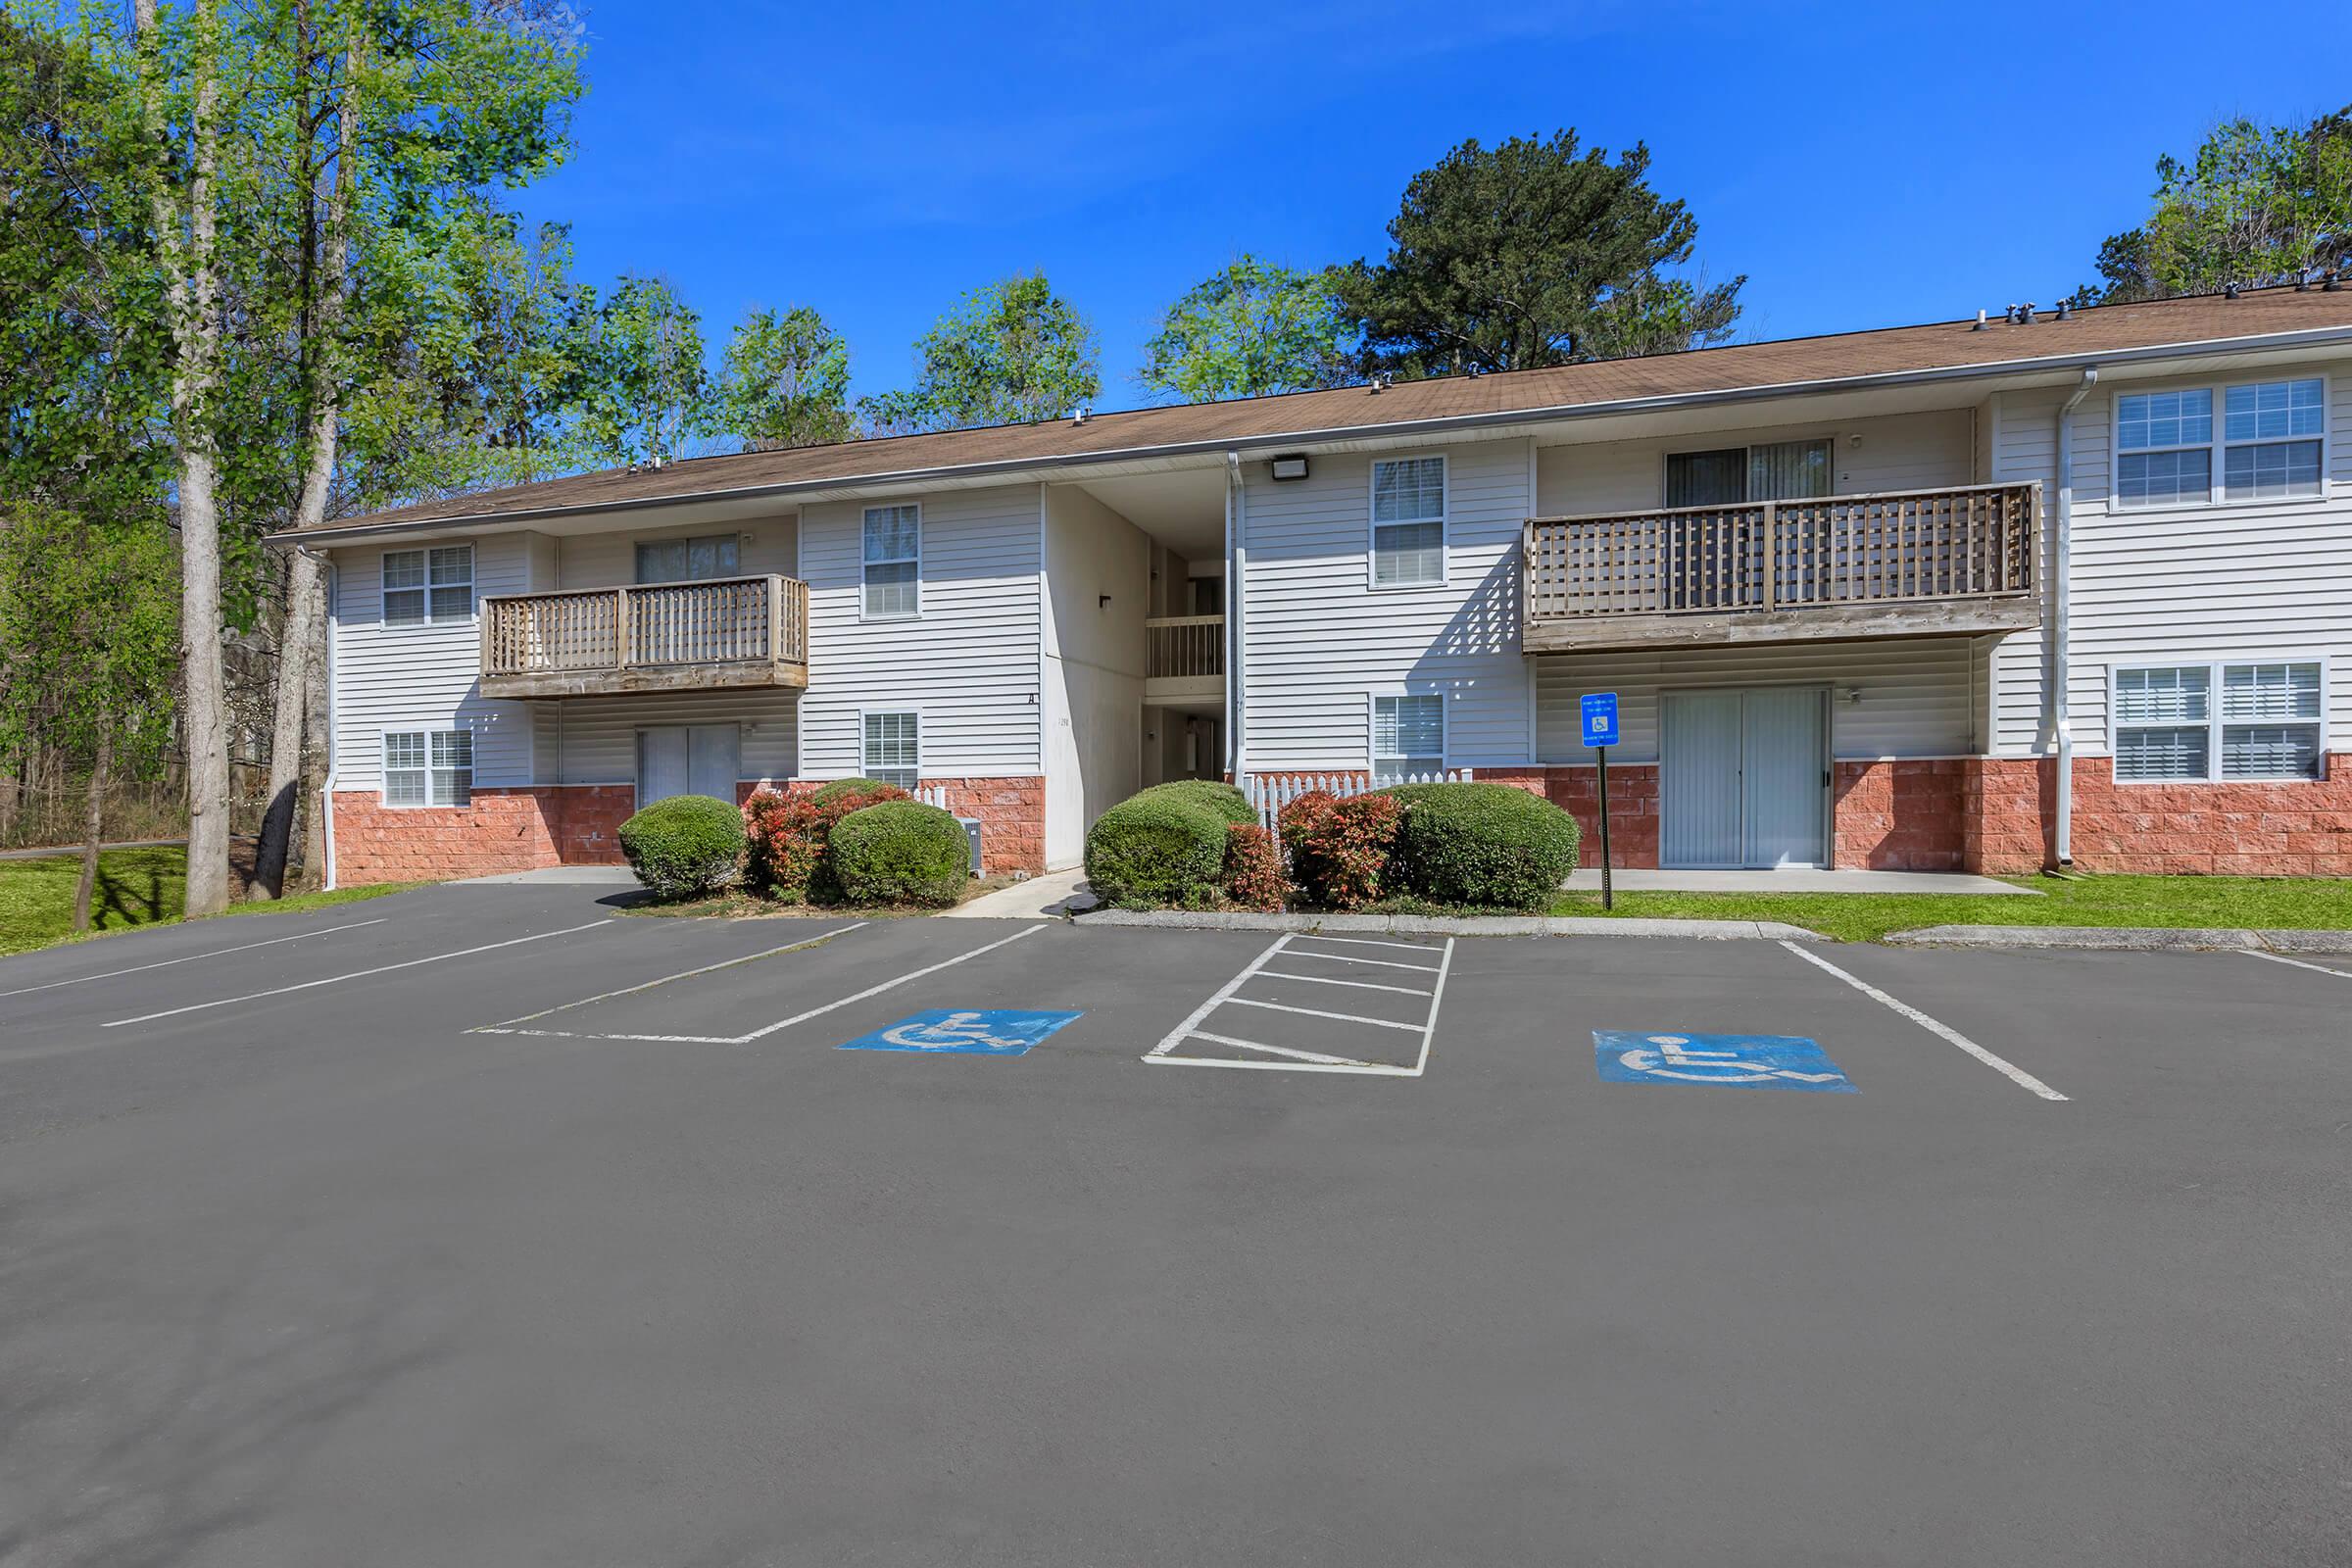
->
[[255, 26, 358, 899], [139, 0, 232, 918], [298, 622, 330, 891], [74, 729, 112, 933]]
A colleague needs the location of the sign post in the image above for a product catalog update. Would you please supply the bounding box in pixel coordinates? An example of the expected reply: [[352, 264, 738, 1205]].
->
[[1580, 692, 1621, 910]]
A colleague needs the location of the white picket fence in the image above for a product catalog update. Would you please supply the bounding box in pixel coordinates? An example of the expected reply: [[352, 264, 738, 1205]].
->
[[914, 785, 952, 810], [1241, 769, 1474, 839]]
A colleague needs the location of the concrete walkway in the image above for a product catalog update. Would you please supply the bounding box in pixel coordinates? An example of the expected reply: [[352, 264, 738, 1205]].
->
[[942, 866, 1095, 918], [1561, 867, 2036, 896], [455, 865, 642, 886], [0, 837, 185, 861]]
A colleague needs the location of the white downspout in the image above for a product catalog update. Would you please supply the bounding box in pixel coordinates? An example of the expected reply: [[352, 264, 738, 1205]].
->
[[310, 549, 341, 891], [1225, 451, 1247, 781], [2051, 368, 2097, 866]]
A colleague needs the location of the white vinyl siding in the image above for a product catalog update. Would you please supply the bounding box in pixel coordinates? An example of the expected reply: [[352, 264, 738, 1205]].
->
[[1371, 694, 1444, 782], [540, 690, 798, 786], [798, 485, 1042, 779], [1987, 366, 2351, 760], [382, 728, 471, 807], [862, 711, 920, 790], [1538, 409, 1972, 515], [1242, 440, 1529, 772], [1369, 456, 1446, 587], [862, 504, 920, 618], [2112, 660, 2325, 782], [382, 544, 473, 626], [330, 537, 534, 791]]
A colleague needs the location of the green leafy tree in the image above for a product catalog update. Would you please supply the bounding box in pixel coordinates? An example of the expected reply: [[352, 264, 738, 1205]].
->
[[583, 273, 710, 466], [716, 305, 855, 451], [1337, 130, 1743, 378], [1137, 255, 1351, 402], [863, 272, 1100, 434], [2085, 109, 2352, 302]]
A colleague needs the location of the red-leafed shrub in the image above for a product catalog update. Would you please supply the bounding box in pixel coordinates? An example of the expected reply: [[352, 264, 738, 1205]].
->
[[1221, 822, 1287, 911], [742, 781, 909, 901], [1279, 789, 1404, 909]]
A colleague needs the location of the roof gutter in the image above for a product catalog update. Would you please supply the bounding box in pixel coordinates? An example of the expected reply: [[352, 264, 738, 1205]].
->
[[274, 320, 2352, 546], [2050, 367, 2099, 867]]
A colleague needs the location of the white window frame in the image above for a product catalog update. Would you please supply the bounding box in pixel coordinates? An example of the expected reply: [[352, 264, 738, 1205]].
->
[[860, 503, 922, 621], [379, 725, 474, 808], [379, 544, 474, 628], [2108, 655, 2329, 784], [858, 707, 922, 791], [1367, 689, 1446, 783], [1366, 454, 1447, 591], [2112, 374, 2329, 511]]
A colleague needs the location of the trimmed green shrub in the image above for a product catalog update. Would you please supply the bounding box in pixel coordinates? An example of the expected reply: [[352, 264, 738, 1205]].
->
[[1377, 781, 1580, 910], [812, 776, 908, 806], [1134, 778, 1255, 827], [617, 794, 747, 901], [825, 799, 971, 906], [1084, 793, 1226, 904]]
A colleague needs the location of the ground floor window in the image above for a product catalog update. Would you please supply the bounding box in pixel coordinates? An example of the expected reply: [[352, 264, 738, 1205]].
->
[[383, 728, 472, 807], [1372, 693, 1444, 784], [2113, 660, 2325, 782], [862, 710, 919, 791]]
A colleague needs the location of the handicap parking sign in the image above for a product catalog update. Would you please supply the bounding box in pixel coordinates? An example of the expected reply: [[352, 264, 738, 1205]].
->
[[837, 1008, 1081, 1056], [1592, 1030, 1855, 1093], [1580, 691, 1620, 749]]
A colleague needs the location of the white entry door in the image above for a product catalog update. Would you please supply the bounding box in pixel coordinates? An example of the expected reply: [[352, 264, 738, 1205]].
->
[[638, 723, 742, 808], [1659, 688, 1827, 869]]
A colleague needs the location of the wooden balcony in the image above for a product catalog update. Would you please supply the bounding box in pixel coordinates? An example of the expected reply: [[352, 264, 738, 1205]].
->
[[1522, 481, 2042, 654], [478, 575, 809, 699], [1145, 613, 1224, 705]]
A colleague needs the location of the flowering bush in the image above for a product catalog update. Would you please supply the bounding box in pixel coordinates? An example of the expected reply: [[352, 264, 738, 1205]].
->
[[742, 781, 909, 901], [1279, 789, 1404, 909], [1221, 822, 1288, 911]]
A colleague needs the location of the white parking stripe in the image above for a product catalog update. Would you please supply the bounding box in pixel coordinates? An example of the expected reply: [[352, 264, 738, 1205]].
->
[[1288, 934, 1448, 956], [1146, 935, 1291, 1060], [1184, 1030, 1368, 1066], [1779, 941, 2068, 1102], [1224, 996, 1427, 1032], [2242, 950, 2352, 980], [0, 917, 389, 1001], [1278, 948, 1442, 974], [101, 920, 613, 1028], [471, 922, 1049, 1045], [1256, 969, 1434, 997], [472, 923, 869, 1031]]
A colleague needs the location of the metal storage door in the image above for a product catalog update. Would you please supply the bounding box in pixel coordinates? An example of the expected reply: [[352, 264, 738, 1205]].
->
[[1660, 691, 1743, 868], [637, 724, 740, 806], [1740, 688, 1827, 868]]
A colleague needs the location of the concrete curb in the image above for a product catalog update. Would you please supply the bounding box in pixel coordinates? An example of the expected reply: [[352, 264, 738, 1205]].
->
[[1885, 924, 2352, 954], [1074, 908, 1824, 941]]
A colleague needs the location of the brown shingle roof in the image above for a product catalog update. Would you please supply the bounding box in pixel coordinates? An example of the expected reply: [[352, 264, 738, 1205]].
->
[[291, 285, 2352, 538]]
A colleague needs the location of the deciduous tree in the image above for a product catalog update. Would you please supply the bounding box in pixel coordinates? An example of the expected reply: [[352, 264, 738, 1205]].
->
[[863, 273, 1099, 434], [1138, 256, 1350, 402], [716, 305, 855, 451]]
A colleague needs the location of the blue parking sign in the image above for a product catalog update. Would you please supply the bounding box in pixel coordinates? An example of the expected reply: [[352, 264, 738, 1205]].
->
[[836, 1008, 1081, 1056], [1580, 692, 1620, 749]]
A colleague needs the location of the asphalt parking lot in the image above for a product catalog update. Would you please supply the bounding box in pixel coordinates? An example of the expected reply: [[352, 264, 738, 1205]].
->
[[2, 883, 2348, 1567]]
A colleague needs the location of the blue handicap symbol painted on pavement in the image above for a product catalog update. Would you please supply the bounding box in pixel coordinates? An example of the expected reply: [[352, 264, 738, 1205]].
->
[[837, 1008, 1082, 1056], [1593, 1030, 1855, 1092]]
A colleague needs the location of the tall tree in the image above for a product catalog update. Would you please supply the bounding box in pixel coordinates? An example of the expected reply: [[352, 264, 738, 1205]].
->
[[582, 273, 709, 466], [863, 272, 1099, 434], [2084, 109, 2352, 302], [1137, 256, 1350, 402], [715, 305, 855, 450], [1337, 130, 1742, 378]]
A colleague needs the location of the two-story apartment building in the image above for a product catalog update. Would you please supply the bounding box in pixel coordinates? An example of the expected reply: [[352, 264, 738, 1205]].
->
[[282, 285, 2352, 885]]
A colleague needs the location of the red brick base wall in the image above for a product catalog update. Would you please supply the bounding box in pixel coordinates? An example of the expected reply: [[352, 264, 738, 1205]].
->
[[1834, 760, 1966, 871], [335, 775, 1051, 886], [1969, 755, 2352, 875]]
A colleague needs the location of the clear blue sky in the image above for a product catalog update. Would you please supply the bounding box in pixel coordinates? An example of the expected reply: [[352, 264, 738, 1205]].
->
[[519, 0, 2352, 410]]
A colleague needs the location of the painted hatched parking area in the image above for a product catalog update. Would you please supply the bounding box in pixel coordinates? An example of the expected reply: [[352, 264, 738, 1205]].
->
[[1146, 932, 1454, 1076]]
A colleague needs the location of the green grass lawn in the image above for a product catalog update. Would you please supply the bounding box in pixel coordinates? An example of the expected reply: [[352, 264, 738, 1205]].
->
[[1546, 874, 2352, 943], [0, 846, 415, 957]]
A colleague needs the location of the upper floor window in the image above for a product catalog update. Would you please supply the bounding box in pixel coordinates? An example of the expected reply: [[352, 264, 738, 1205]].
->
[[383, 728, 472, 807], [382, 545, 472, 626], [1372, 692, 1444, 784], [862, 505, 920, 617], [1665, 439, 1832, 508], [1371, 457, 1446, 587], [635, 534, 740, 583], [2116, 378, 2325, 508], [862, 710, 919, 790], [2113, 659, 2325, 782]]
